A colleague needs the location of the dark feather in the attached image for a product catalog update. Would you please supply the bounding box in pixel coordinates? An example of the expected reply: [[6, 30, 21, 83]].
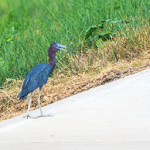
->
[[18, 63, 52, 100]]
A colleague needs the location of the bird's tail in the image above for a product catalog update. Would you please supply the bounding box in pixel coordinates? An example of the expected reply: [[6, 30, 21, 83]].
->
[[18, 92, 27, 101]]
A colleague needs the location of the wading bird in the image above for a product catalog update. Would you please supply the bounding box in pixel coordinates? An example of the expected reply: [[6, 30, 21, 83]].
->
[[18, 42, 71, 118]]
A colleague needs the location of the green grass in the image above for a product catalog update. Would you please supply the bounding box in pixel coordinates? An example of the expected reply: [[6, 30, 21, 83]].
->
[[0, 0, 150, 85]]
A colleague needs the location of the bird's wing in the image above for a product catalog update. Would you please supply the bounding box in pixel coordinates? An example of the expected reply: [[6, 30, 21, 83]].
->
[[20, 63, 51, 96], [36, 68, 50, 87]]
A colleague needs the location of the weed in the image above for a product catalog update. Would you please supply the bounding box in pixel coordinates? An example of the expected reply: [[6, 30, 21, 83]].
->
[[0, 0, 150, 85]]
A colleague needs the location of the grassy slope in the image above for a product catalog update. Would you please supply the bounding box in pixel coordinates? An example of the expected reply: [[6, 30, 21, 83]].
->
[[0, 0, 150, 85], [0, 25, 150, 121]]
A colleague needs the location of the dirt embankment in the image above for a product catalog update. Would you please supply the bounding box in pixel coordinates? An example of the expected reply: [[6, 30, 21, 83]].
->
[[0, 59, 150, 122]]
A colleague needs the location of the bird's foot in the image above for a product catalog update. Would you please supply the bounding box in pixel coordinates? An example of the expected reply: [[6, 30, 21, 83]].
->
[[23, 114, 38, 119], [23, 114, 53, 119]]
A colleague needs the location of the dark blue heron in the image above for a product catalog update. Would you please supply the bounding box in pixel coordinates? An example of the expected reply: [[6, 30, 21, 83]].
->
[[18, 42, 71, 118]]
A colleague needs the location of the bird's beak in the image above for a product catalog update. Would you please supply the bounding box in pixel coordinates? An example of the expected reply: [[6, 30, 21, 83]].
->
[[57, 43, 72, 53]]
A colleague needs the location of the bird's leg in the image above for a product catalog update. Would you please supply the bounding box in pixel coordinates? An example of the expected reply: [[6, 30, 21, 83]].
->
[[38, 88, 43, 116], [23, 92, 33, 119], [37, 87, 53, 118]]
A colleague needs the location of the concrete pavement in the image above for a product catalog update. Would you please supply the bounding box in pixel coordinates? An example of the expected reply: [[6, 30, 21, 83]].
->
[[0, 69, 150, 150]]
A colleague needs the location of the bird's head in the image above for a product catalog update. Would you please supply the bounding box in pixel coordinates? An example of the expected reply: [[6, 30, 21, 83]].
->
[[49, 42, 72, 53]]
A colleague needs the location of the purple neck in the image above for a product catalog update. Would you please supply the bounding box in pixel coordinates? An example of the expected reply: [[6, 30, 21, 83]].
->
[[48, 49, 56, 70]]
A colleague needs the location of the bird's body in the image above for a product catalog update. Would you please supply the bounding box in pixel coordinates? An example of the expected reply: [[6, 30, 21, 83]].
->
[[18, 42, 71, 118], [18, 63, 52, 100]]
